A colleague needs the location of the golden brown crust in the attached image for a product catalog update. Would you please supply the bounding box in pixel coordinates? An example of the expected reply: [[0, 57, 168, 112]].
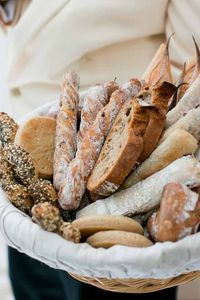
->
[[86, 230, 153, 248], [138, 82, 176, 162], [15, 116, 56, 179], [147, 183, 199, 242], [87, 99, 151, 197], [72, 215, 144, 238]]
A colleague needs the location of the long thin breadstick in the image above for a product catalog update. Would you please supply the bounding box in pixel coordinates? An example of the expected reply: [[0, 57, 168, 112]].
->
[[53, 72, 79, 191], [76, 156, 200, 218], [58, 79, 142, 210]]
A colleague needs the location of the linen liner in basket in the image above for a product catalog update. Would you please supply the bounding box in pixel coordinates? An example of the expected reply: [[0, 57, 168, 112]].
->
[[1, 101, 200, 282]]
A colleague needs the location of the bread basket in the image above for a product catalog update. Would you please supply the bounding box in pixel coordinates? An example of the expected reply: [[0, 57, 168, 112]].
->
[[1, 101, 200, 293]]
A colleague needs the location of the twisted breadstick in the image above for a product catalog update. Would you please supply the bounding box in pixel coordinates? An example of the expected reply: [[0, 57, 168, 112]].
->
[[53, 72, 79, 191], [77, 81, 119, 147], [58, 79, 141, 210]]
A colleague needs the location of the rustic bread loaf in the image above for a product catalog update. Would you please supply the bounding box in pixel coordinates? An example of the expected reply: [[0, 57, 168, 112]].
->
[[147, 183, 199, 242], [123, 129, 198, 188], [15, 116, 56, 179], [87, 99, 153, 197]]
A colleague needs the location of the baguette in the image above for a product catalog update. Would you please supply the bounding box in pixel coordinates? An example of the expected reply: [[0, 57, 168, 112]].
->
[[53, 72, 79, 191], [165, 76, 200, 129], [58, 80, 142, 210], [123, 129, 198, 188], [159, 106, 200, 144], [76, 156, 200, 218], [77, 85, 108, 147], [147, 183, 199, 242], [138, 81, 176, 162], [87, 99, 153, 197]]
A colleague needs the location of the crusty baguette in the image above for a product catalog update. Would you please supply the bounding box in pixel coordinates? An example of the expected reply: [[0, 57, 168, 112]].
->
[[142, 41, 172, 85], [86, 230, 152, 248], [53, 72, 79, 190], [87, 99, 153, 197], [76, 156, 200, 218], [58, 80, 142, 210], [159, 106, 200, 145], [123, 129, 198, 188], [147, 183, 199, 242], [15, 116, 56, 179], [165, 76, 200, 129], [138, 81, 176, 162], [77, 85, 108, 147]]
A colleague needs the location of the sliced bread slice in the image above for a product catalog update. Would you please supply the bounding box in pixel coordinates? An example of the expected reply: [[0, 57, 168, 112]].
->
[[87, 98, 153, 197]]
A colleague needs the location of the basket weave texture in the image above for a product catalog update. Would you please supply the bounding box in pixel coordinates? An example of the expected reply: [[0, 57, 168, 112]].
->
[[70, 272, 200, 293]]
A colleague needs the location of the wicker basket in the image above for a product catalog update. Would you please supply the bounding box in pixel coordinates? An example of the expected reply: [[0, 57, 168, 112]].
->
[[69, 272, 200, 293], [1, 101, 200, 294]]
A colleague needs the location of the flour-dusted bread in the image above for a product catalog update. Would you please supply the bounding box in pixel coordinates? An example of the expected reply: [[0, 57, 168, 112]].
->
[[165, 76, 200, 128], [58, 80, 142, 210], [147, 183, 199, 242], [138, 81, 176, 162], [53, 72, 79, 190], [123, 129, 198, 188], [159, 106, 200, 144], [87, 99, 152, 197], [86, 230, 152, 248], [15, 116, 56, 179], [77, 156, 200, 218]]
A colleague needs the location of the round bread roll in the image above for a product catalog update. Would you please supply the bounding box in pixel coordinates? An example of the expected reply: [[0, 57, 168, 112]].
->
[[15, 116, 56, 179], [72, 215, 144, 237], [86, 230, 153, 248]]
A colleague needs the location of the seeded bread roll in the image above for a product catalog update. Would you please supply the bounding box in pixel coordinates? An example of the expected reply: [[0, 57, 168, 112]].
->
[[4, 183, 33, 214], [0, 112, 18, 147], [87, 99, 152, 197], [15, 116, 56, 179], [86, 231, 153, 249], [77, 156, 200, 218], [0, 150, 14, 187], [123, 129, 198, 188], [32, 202, 62, 232], [59, 222, 81, 243], [28, 179, 57, 205], [72, 215, 144, 238], [147, 183, 200, 242], [4, 143, 37, 186], [58, 80, 142, 210], [138, 81, 176, 162], [53, 72, 79, 191]]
